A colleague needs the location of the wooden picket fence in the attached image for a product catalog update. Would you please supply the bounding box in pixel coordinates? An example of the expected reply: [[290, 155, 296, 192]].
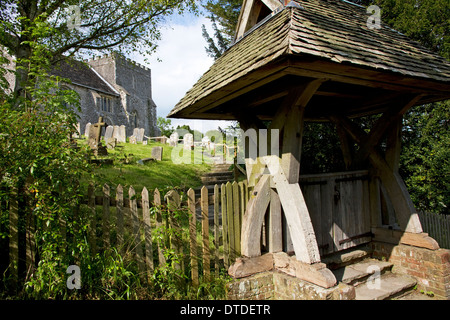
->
[[1, 180, 252, 288], [83, 181, 252, 286], [419, 211, 450, 249]]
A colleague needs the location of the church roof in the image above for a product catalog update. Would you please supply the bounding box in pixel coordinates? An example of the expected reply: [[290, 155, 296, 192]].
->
[[169, 0, 450, 121], [51, 58, 119, 96]]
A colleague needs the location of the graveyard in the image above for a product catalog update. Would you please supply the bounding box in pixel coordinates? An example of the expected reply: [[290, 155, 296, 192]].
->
[[77, 126, 213, 193]]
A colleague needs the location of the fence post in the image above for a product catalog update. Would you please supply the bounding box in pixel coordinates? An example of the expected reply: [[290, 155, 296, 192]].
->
[[165, 190, 183, 273], [221, 183, 229, 269], [226, 182, 235, 263], [102, 183, 110, 251], [187, 188, 198, 288], [154, 188, 166, 266], [88, 183, 97, 255], [201, 186, 210, 282], [232, 182, 241, 257], [116, 184, 124, 253], [129, 186, 144, 272], [142, 187, 154, 277], [214, 184, 220, 278]]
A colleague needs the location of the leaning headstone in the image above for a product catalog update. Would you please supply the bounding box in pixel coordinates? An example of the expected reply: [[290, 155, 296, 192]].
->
[[137, 128, 145, 143], [104, 126, 114, 141], [184, 133, 193, 150], [118, 125, 126, 143], [84, 123, 91, 137], [129, 135, 137, 144], [106, 137, 116, 149], [151, 146, 163, 161]]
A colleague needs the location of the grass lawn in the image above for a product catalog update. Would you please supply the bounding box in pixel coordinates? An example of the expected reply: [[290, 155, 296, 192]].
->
[[80, 138, 212, 194]]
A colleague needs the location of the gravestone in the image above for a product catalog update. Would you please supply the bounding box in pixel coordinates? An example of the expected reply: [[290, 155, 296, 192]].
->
[[184, 133, 193, 150], [169, 132, 179, 147], [84, 123, 91, 137], [106, 137, 117, 149], [202, 136, 211, 149], [104, 126, 114, 141], [151, 146, 163, 161], [112, 125, 120, 141], [129, 136, 137, 144], [88, 117, 108, 156], [133, 128, 139, 138], [137, 128, 145, 143], [118, 125, 126, 143]]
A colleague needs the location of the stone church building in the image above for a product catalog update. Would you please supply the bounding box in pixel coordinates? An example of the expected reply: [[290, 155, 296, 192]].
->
[[5, 52, 159, 137], [53, 53, 159, 137]]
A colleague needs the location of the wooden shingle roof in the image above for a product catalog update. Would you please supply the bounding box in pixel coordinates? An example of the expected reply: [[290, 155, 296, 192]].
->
[[169, 0, 450, 121]]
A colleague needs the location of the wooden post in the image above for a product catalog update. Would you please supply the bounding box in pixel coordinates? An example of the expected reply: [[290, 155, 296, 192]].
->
[[201, 186, 210, 282], [214, 184, 220, 278], [129, 186, 144, 272], [102, 183, 110, 250], [187, 188, 198, 288], [88, 183, 97, 255], [221, 183, 229, 268], [241, 175, 271, 257], [232, 181, 241, 256], [226, 182, 235, 262], [267, 188, 282, 253], [116, 184, 124, 253], [142, 187, 154, 275], [153, 188, 166, 266], [166, 190, 183, 272]]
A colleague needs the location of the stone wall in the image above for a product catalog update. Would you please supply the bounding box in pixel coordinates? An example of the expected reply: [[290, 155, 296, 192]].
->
[[226, 271, 355, 300], [372, 241, 450, 300], [88, 54, 159, 137]]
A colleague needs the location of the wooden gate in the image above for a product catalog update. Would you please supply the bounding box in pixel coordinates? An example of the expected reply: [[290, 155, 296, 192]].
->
[[298, 170, 372, 256]]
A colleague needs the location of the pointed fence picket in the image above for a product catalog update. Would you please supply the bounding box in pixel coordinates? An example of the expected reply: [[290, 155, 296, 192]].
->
[[80, 181, 250, 285]]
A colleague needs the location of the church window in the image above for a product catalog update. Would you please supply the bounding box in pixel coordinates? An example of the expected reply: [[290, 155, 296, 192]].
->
[[97, 96, 112, 113]]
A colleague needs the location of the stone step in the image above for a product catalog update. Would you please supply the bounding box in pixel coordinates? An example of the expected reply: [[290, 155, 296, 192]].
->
[[202, 172, 234, 179], [322, 244, 372, 270], [332, 258, 393, 286], [201, 178, 234, 186], [354, 273, 417, 300]]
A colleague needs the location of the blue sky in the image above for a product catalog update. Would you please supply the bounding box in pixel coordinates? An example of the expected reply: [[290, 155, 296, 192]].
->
[[132, 11, 233, 134]]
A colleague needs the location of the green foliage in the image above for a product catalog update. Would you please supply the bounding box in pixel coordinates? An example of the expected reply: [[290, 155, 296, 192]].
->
[[201, 0, 242, 59], [401, 101, 450, 214], [157, 116, 174, 137]]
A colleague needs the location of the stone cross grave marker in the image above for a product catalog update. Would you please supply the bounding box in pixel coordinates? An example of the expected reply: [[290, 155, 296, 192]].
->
[[89, 117, 107, 155]]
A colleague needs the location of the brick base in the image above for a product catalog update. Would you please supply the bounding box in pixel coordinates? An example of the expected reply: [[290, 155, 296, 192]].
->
[[371, 241, 450, 300]]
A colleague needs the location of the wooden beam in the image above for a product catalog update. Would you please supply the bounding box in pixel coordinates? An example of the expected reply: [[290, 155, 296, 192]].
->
[[241, 174, 271, 257], [352, 95, 423, 166], [330, 115, 423, 233], [266, 160, 321, 264], [267, 187, 283, 253]]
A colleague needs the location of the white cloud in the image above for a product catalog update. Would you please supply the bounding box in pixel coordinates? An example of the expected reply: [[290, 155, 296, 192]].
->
[[133, 14, 232, 133]]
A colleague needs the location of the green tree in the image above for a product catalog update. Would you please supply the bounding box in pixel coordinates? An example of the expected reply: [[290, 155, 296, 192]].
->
[[201, 0, 241, 59], [0, 0, 198, 102], [157, 116, 174, 137]]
